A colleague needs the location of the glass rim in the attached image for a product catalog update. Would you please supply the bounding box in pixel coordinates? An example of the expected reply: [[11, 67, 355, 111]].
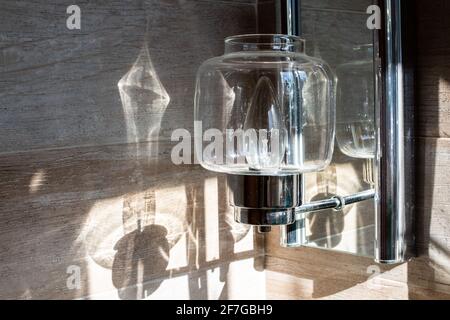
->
[[225, 34, 305, 46]]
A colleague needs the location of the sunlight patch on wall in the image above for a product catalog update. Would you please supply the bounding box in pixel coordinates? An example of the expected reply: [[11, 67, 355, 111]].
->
[[226, 258, 266, 300], [233, 227, 255, 254], [28, 169, 47, 194], [429, 236, 450, 295], [204, 177, 219, 262]]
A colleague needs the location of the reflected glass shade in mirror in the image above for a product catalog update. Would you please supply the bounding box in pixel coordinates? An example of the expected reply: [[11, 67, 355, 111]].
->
[[336, 44, 376, 159], [194, 34, 335, 176]]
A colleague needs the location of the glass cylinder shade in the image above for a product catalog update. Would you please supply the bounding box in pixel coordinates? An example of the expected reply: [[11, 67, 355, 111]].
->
[[194, 34, 335, 176], [336, 45, 376, 159]]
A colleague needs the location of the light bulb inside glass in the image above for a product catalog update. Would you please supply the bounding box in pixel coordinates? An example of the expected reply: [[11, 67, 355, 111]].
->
[[243, 76, 287, 171]]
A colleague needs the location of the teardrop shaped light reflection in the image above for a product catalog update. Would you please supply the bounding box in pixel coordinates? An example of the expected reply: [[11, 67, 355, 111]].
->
[[243, 76, 287, 171]]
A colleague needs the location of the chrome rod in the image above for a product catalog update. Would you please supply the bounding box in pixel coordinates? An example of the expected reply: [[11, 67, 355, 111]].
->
[[344, 189, 377, 206], [294, 189, 375, 219], [280, 0, 305, 247]]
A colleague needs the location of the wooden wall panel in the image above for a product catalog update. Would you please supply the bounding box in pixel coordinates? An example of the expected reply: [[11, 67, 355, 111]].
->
[[0, 0, 256, 153], [0, 141, 265, 299], [416, 0, 450, 138], [0, 0, 263, 299]]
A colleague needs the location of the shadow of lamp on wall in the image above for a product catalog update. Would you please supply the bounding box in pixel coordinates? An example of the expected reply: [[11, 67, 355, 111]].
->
[[116, 42, 171, 298], [82, 42, 174, 299], [82, 38, 256, 299]]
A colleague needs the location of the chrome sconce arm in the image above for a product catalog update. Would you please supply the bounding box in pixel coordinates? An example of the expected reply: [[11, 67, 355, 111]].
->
[[294, 189, 375, 217], [279, 188, 375, 248]]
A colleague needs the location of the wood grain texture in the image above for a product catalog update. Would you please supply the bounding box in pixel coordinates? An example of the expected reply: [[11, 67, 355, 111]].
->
[[266, 225, 450, 300], [266, 256, 410, 300], [0, 141, 264, 299], [416, 0, 450, 138], [266, 255, 450, 300], [0, 0, 256, 153], [0, 0, 262, 299], [2, 0, 450, 301]]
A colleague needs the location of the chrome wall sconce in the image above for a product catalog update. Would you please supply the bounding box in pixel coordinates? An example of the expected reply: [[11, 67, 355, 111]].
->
[[194, 0, 414, 264]]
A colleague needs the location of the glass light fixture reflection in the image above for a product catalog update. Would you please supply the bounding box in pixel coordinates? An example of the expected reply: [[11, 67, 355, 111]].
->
[[336, 44, 376, 159]]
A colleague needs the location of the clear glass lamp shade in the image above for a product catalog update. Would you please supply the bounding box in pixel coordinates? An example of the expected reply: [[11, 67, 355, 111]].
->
[[336, 45, 376, 159], [194, 34, 335, 176]]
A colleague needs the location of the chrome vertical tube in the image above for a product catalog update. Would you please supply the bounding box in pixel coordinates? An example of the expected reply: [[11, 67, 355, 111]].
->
[[286, 0, 301, 36], [374, 0, 415, 263], [280, 174, 305, 247], [279, 0, 306, 247]]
